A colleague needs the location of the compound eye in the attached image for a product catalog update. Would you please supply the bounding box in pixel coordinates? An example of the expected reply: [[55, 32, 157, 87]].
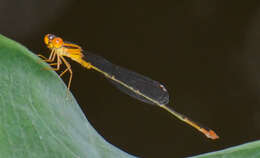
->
[[44, 34, 56, 45], [48, 34, 55, 40], [52, 37, 63, 48]]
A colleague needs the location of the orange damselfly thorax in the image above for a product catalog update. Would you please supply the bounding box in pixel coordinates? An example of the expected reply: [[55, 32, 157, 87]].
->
[[44, 34, 64, 49]]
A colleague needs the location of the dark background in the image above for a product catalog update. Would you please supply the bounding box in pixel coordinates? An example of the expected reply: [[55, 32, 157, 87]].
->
[[2, 1, 260, 157]]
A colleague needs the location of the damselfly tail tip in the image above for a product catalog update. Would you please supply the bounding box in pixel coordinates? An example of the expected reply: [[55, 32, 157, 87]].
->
[[202, 128, 219, 140]]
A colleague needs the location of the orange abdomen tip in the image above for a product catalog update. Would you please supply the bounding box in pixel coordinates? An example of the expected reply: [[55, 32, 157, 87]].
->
[[202, 129, 219, 140]]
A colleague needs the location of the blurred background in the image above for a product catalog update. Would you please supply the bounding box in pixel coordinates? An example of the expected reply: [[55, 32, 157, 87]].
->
[[2, 1, 260, 157]]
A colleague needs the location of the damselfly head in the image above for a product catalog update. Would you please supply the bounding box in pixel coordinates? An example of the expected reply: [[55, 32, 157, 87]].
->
[[44, 34, 63, 49]]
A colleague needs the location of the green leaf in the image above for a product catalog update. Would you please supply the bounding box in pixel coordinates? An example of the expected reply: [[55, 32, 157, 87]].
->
[[191, 141, 260, 157], [0, 34, 137, 158]]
